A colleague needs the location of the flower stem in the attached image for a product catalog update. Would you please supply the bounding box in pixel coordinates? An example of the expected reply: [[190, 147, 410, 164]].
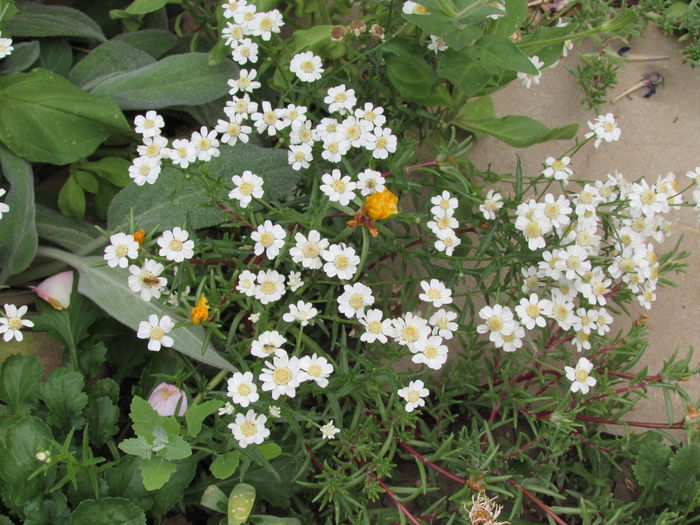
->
[[367, 472, 423, 525], [194, 368, 228, 405], [509, 479, 567, 525]]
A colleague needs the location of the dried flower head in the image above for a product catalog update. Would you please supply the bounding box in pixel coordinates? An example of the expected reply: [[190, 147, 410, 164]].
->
[[330, 25, 346, 41], [348, 19, 366, 36], [370, 24, 385, 39], [466, 493, 508, 525]]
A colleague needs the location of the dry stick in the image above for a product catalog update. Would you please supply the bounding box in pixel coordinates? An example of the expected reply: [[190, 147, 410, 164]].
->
[[508, 479, 568, 525], [367, 472, 424, 525]]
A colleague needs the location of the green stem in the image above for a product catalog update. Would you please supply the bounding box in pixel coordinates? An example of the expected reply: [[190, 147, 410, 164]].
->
[[437, 0, 457, 17], [314, 0, 331, 24], [194, 368, 228, 405]]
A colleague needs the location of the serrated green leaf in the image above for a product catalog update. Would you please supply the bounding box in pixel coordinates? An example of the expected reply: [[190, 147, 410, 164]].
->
[[89, 53, 237, 110], [0, 41, 40, 74], [119, 436, 154, 460], [23, 492, 71, 525], [5, 2, 106, 42], [228, 483, 256, 525], [85, 396, 120, 445], [667, 444, 700, 494], [185, 399, 224, 437], [163, 435, 192, 460], [632, 438, 671, 490], [139, 458, 176, 490], [38, 368, 88, 431], [71, 497, 146, 525], [0, 145, 37, 283], [0, 354, 42, 415], [35, 248, 236, 371], [211, 451, 241, 480], [112, 30, 178, 59], [0, 69, 130, 165], [68, 40, 155, 91]]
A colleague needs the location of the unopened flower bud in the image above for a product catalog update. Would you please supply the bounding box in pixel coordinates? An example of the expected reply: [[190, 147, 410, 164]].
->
[[133, 229, 146, 246], [35, 450, 51, 463], [30, 271, 73, 310], [147, 383, 188, 416], [190, 296, 209, 325]]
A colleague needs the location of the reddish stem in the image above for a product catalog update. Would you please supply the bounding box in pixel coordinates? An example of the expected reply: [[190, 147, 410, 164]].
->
[[188, 258, 239, 266], [536, 410, 685, 429], [367, 472, 423, 525], [502, 434, 546, 461], [215, 201, 254, 229], [305, 443, 324, 473], [399, 442, 473, 487], [584, 381, 650, 403], [508, 479, 567, 525], [381, 160, 442, 178]]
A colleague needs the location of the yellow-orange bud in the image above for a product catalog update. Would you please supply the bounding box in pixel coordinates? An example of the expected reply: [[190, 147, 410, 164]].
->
[[190, 296, 209, 325], [133, 229, 146, 246], [364, 189, 398, 220]]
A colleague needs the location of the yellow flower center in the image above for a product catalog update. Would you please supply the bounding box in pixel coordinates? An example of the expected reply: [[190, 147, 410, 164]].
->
[[579, 191, 593, 204], [259, 232, 274, 247], [406, 390, 420, 403], [414, 5, 429, 14], [552, 159, 565, 170], [177, 147, 188, 158], [228, 123, 241, 135], [331, 179, 346, 192], [641, 189, 656, 205], [146, 144, 160, 156], [334, 92, 347, 103], [302, 243, 319, 258], [375, 137, 388, 149], [327, 142, 339, 154], [424, 346, 438, 359], [237, 383, 251, 396], [553, 304, 569, 321], [8, 317, 22, 330], [349, 294, 364, 309], [368, 320, 383, 333], [241, 421, 257, 437], [486, 316, 503, 332], [524, 221, 541, 238], [544, 203, 560, 219], [603, 121, 615, 132], [334, 255, 349, 270], [199, 138, 211, 150], [273, 367, 292, 385], [115, 245, 128, 257], [144, 119, 154, 129], [436, 318, 448, 329], [437, 216, 451, 229], [239, 181, 254, 195], [150, 326, 164, 340], [575, 369, 589, 382], [307, 364, 322, 377], [301, 60, 315, 72], [260, 17, 273, 31], [238, 77, 251, 88], [401, 325, 419, 342], [169, 239, 183, 251], [346, 126, 361, 139], [427, 289, 441, 300], [526, 304, 540, 318], [365, 111, 376, 121], [260, 281, 276, 294], [263, 111, 277, 125]]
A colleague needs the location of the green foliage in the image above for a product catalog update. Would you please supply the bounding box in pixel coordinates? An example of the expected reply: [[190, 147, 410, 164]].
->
[[4, 2, 106, 42], [0, 354, 42, 415], [68, 40, 156, 91], [185, 399, 224, 437], [454, 114, 579, 147], [71, 498, 146, 525], [568, 53, 621, 112], [228, 483, 256, 525], [38, 368, 89, 432]]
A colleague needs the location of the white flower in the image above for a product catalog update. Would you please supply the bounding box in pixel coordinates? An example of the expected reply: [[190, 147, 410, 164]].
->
[[337, 283, 375, 318], [579, 269, 612, 306], [232, 3, 256, 27], [282, 300, 318, 326], [250, 220, 287, 260], [268, 405, 281, 418], [104, 232, 139, 268], [356, 169, 385, 196], [565, 357, 597, 394], [320, 169, 356, 206], [255, 269, 286, 304], [411, 335, 448, 370], [321, 243, 360, 280], [320, 135, 350, 163], [429, 309, 458, 339], [128, 259, 167, 302], [542, 193, 572, 231], [251, 101, 290, 136], [324, 84, 357, 114], [419, 279, 452, 307], [500, 323, 525, 352], [290, 230, 329, 270], [290, 51, 324, 82], [250, 9, 283, 41], [236, 269, 258, 297], [248, 312, 260, 323], [251, 330, 286, 358], [215, 114, 252, 146], [190, 127, 220, 162], [391, 312, 430, 347], [337, 116, 370, 148], [585, 113, 621, 148], [629, 180, 668, 217], [354, 102, 386, 129], [218, 402, 235, 416], [290, 121, 315, 144], [222, 22, 245, 47], [427, 213, 458, 236], [168, 138, 197, 169], [137, 314, 175, 352], [397, 380, 429, 413], [225, 94, 258, 117], [430, 191, 459, 217], [299, 353, 334, 387], [359, 309, 392, 343], [573, 307, 599, 336], [228, 68, 261, 95], [134, 110, 164, 137], [288, 144, 313, 171], [259, 350, 303, 399], [479, 190, 503, 220], [365, 127, 397, 160], [228, 409, 270, 448], [226, 371, 260, 407], [543, 156, 573, 183], [548, 289, 578, 331], [288, 271, 304, 291], [517, 55, 544, 88], [0, 35, 14, 59], [222, 1, 248, 19], [229, 170, 264, 208], [0, 188, 9, 219], [231, 37, 258, 65], [434, 228, 461, 256], [128, 156, 161, 186], [314, 117, 340, 139], [157, 227, 195, 262], [476, 304, 516, 345], [285, 104, 308, 129], [402, 1, 429, 15], [320, 420, 340, 440], [0, 304, 34, 342], [167, 286, 190, 306], [427, 35, 448, 53], [514, 203, 551, 251], [137, 135, 169, 160], [514, 293, 552, 330]]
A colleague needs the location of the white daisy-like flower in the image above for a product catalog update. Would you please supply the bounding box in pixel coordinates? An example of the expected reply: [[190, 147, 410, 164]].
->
[[354, 102, 386, 129], [427, 35, 448, 53], [236, 269, 258, 297], [288, 144, 313, 171], [231, 38, 258, 65], [290, 230, 329, 270], [585, 113, 621, 148], [290, 121, 315, 144], [134, 110, 164, 137], [517, 55, 544, 88], [226, 371, 260, 407], [337, 283, 375, 318], [227, 68, 261, 95], [250, 220, 287, 260], [579, 269, 612, 306], [430, 191, 459, 217], [314, 117, 340, 139], [128, 156, 161, 186], [0, 34, 14, 59], [222, 22, 245, 47], [250, 330, 286, 358], [542, 193, 572, 231], [434, 228, 461, 256], [391, 312, 430, 347], [251, 101, 290, 136], [418, 279, 452, 307], [337, 116, 370, 148], [136, 314, 175, 352], [128, 259, 167, 302], [259, 349, 303, 400], [250, 9, 283, 41], [548, 289, 578, 331], [290, 51, 324, 82], [321, 243, 360, 280], [299, 353, 334, 387], [104, 232, 139, 268], [542, 156, 573, 183], [167, 286, 190, 306], [229, 170, 264, 208], [320, 135, 350, 163], [359, 309, 392, 343], [137, 135, 169, 160], [365, 127, 397, 160], [397, 380, 429, 413], [476, 304, 516, 345], [254, 269, 286, 304], [225, 94, 258, 117], [282, 300, 318, 326], [514, 293, 552, 330], [157, 227, 195, 262], [268, 405, 281, 418], [514, 209, 551, 251], [324, 84, 357, 114], [0, 188, 9, 220], [222, 1, 247, 19], [402, 1, 429, 15], [427, 213, 458, 236], [228, 409, 270, 448], [0, 304, 34, 342], [429, 309, 458, 339], [285, 104, 308, 129], [479, 190, 503, 220], [410, 335, 448, 370], [232, 3, 256, 27], [215, 114, 252, 146], [218, 401, 235, 416], [565, 357, 597, 394], [287, 271, 304, 292], [168, 138, 197, 169], [320, 169, 357, 206], [500, 323, 525, 352], [190, 127, 220, 162], [356, 169, 385, 196], [320, 420, 340, 440]]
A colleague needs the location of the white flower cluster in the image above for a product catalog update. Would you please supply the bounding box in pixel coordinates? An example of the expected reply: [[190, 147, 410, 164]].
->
[[428, 190, 462, 255], [0, 31, 13, 60]]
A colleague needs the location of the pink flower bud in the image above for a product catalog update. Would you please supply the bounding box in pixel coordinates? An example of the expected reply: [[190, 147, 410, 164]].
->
[[30, 271, 74, 310], [147, 383, 188, 416]]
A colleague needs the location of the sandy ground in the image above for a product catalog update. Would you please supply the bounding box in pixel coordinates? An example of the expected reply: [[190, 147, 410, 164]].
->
[[466, 25, 700, 434]]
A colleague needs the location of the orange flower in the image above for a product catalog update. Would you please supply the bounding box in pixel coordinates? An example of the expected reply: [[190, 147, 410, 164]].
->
[[133, 229, 146, 246], [190, 296, 209, 325], [364, 189, 398, 220]]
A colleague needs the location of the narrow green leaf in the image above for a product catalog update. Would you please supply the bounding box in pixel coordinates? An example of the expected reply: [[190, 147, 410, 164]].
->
[[112, 30, 178, 59], [5, 2, 106, 42]]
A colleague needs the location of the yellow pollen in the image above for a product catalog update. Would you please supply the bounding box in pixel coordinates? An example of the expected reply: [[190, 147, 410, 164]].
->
[[553, 305, 568, 320], [146, 144, 159, 156], [641, 189, 656, 205], [502, 332, 516, 343], [8, 317, 22, 330], [238, 77, 251, 88], [334, 255, 349, 270], [302, 243, 319, 258], [375, 137, 388, 148], [603, 121, 615, 132], [228, 123, 241, 135], [273, 367, 292, 385], [260, 17, 273, 30], [544, 203, 560, 218], [144, 119, 154, 129], [169, 239, 183, 251], [241, 47, 250, 57], [334, 93, 347, 103], [259, 232, 274, 247], [115, 245, 128, 257], [368, 320, 383, 333], [579, 192, 593, 204], [406, 390, 420, 403], [486, 317, 503, 332], [592, 282, 606, 296], [150, 326, 164, 340], [239, 181, 254, 195], [437, 216, 451, 229], [525, 221, 541, 238], [139, 165, 151, 175], [436, 318, 448, 329], [263, 111, 277, 125], [199, 138, 211, 150], [526, 304, 540, 317], [402, 325, 419, 342], [327, 142, 339, 154], [177, 147, 188, 158], [331, 179, 346, 192], [349, 294, 364, 309], [427, 289, 441, 300], [237, 383, 251, 396], [365, 111, 376, 121], [241, 421, 257, 437], [575, 369, 589, 382], [260, 281, 276, 294], [424, 346, 438, 358], [552, 159, 565, 170], [301, 60, 314, 72], [307, 364, 322, 377]]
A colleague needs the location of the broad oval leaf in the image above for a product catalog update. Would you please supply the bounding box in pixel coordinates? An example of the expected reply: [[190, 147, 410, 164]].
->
[[36, 247, 236, 372], [35, 204, 101, 254], [89, 53, 238, 110], [454, 114, 578, 148], [0, 41, 40, 74], [5, 2, 106, 42], [112, 30, 178, 59], [0, 145, 37, 283], [37, 39, 73, 76], [72, 497, 146, 525], [0, 69, 131, 165], [69, 40, 156, 91]]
